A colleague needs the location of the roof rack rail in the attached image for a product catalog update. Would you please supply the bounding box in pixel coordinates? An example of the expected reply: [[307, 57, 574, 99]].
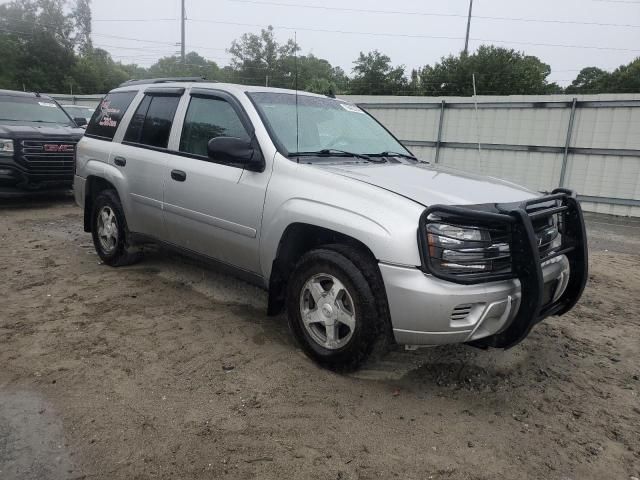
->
[[118, 77, 212, 87]]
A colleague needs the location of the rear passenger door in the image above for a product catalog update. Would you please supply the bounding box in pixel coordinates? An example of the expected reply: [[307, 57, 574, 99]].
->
[[163, 89, 265, 273], [110, 88, 183, 238]]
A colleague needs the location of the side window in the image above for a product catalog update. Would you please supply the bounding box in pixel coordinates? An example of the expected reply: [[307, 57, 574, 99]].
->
[[123, 96, 151, 144], [124, 95, 181, 149], [179, 96, 250, 157], [85, 91, 137, 141]]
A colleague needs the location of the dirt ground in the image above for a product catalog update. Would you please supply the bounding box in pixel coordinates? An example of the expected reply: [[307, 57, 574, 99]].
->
[[0, 195, 639, 480]]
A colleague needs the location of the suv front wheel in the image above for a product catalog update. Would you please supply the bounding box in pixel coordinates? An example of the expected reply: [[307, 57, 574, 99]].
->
[[286, 245, 389, 371], [91, 189, 141, 267]]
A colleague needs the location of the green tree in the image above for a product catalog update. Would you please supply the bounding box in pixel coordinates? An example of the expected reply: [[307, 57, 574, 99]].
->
[[226, 26, 343, 94], [330, 66, 349, 94], [0, 0, 140, 93], [71, 48, 130, 93], [606, 58, 640, 93], [278, 53, 349, 94], [350, 50, 407, 95], [227, 25, 298, 87], [419, 45, 561, 96], [565, 67, 609, 94], [72, 0, 92, 55], [0, 0, 94, 91], [119, 62, 148, 80], [408, 68, 420, 95], [0, 0, 77, 92], [147, 51, 222, 81], [567, 59, 640, 94]]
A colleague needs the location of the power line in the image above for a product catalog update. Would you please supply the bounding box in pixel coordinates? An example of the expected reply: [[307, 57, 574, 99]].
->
[[5, 12, 638, 53], [0, 15, 229, 52], [92, 33, 227, 53], [2, 13, 635, 79], [187, 19, 640, 52], [92, 18, 178, 22], [2, 16, 179, 47], [226, 0, 640, 28]]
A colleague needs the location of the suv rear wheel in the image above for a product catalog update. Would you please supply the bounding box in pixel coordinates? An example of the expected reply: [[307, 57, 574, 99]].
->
[[286, 245, 389, 371], [91, 189, 141, 267]]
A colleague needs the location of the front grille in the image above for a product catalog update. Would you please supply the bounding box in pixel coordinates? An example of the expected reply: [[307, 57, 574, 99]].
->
[[18, 139, 77, 179]]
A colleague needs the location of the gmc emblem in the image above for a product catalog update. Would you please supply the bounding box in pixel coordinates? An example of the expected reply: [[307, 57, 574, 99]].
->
[[44, 144, 74, 153]]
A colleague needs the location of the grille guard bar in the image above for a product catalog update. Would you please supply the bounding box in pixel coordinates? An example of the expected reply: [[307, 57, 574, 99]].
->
[[417, 188, 589, 349]]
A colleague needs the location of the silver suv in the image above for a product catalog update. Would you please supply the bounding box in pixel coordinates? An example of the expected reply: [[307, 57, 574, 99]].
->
[[74, 78, 588, 371]]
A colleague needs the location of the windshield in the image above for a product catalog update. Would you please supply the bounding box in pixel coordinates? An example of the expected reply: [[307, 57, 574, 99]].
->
[[0, 96, 73, 124], [249, 92, 411, 157], [63, 105, 94, 119]]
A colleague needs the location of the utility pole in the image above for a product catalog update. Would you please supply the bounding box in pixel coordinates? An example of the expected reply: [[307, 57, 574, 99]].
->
[[181, 0, 186, 63], [463, 0, 473, 56]]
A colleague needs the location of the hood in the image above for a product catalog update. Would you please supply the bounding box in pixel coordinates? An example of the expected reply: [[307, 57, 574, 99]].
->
[[314, 161, 538, 207], [0, 121, 84, 140]]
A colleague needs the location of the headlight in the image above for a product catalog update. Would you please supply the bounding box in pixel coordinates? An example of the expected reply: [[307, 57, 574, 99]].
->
[[0, 139, 14, 156], [426, 222, 511, 275], [536, 217, 561, 258]]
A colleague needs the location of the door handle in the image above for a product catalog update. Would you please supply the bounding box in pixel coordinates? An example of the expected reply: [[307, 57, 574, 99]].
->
[[114, 156, 126, 167], [171, 169, 187, 182]]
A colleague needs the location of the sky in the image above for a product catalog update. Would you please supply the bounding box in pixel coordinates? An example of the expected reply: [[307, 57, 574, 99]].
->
[[27, 0, 640, 86]]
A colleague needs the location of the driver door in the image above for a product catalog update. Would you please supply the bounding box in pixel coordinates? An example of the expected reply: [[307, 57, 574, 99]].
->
[[163, 89, 267, 273]]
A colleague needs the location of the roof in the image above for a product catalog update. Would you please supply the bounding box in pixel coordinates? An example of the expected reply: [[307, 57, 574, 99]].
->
[[118, 77, 208, 87], [0, 89, 53, 99], [111, 81, 328, 99]]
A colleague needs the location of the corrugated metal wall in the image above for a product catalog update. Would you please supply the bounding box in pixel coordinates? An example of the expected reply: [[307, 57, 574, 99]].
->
[[341, 94, 640, 217], [53, 92, 640, 216]]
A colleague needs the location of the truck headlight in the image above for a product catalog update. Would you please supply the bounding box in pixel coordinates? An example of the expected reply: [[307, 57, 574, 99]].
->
[[426, 223, 511, 274], [0, 139, 14, 156], [537, 218, 562, 259]]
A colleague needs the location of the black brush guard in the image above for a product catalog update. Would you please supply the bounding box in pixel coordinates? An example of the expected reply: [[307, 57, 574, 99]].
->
[[418, 188, 588, 349]]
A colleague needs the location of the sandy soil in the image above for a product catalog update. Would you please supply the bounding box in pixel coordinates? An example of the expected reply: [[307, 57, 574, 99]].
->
[[0, 197, 639, 480]]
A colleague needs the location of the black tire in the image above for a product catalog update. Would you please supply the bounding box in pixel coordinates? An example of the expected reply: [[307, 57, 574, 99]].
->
[[91, 189, 142, 267], [286, 244, 391, 372]]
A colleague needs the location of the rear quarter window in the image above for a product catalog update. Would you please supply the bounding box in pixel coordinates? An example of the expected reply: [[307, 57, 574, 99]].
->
[[86, 91, 137, 141], [123, 95, 181, 149]]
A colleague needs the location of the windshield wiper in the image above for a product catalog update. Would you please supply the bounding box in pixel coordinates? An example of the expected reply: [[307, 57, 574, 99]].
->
[[289, 149, 386, 162], [369, 151, 419, 161]]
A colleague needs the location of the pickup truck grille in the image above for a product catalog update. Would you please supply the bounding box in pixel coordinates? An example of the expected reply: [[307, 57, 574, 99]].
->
[[17, 139, 77, 179]]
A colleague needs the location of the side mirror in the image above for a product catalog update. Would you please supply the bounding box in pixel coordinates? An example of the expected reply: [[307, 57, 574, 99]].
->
[[207, 136, 263, 171], [74, 117, 87, 127]]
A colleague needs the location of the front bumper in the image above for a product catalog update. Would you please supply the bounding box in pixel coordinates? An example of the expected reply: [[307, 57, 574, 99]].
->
[[381, 255, 570, 346], [0, 158, 73, 190], [0, 138, 79, 191], [383, 189, 588, 348]]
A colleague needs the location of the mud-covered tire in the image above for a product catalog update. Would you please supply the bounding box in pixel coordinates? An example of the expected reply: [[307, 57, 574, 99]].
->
[[286, 244, 391, 372], [91, 189, 142, 267]]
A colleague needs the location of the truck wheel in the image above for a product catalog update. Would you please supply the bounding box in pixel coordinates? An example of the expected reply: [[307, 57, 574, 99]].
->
[[286, 245, 389, 372], [91, 189, 141, 267]]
